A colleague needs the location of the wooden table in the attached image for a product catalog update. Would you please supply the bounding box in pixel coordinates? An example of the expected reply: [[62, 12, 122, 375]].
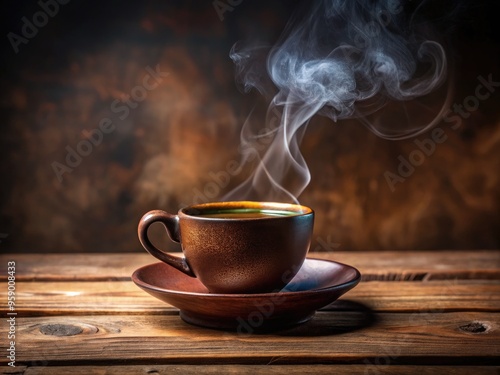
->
[[1, 251, 499, 374]]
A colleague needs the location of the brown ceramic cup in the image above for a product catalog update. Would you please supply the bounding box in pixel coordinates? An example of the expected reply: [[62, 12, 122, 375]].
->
[[137, 201, 314, 294]]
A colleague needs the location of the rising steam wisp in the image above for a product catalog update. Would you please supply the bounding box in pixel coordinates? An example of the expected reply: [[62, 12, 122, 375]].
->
[[224, 0, 450, 203]]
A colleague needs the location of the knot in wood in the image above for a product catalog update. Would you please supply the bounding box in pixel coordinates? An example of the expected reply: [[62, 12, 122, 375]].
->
[[458, 321, 490, 334], [39, 323, 83, 336]]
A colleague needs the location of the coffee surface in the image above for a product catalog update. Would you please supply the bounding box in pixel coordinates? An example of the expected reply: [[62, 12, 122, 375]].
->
[[197, 210, 296, 219]]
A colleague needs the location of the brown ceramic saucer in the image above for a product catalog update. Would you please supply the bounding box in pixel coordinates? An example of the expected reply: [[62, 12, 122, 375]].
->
[[132, 258, 361, 332]]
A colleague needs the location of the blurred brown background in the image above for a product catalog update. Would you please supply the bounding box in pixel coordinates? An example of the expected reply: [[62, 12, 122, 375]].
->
[[0, 0, 499, 253]]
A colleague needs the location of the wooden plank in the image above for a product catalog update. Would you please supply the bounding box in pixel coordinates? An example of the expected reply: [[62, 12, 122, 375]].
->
[[1, 251, 499, 281], [15, 365, 500, 375], [6, 280, 500, 316], [331, 279, 500, 313], [6, 312, 500, 365], [0, 253, 145, 281], [0, 367, 27, 375]]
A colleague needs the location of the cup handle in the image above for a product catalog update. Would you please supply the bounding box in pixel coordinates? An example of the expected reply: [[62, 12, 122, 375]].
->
[[138, 210, 194, 277]]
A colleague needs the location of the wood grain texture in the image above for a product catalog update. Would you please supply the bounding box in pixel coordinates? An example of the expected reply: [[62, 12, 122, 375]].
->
[[0, 367, 28, 375], [8, 365, 499, 375], [1, 251, 499, 281], [5, 280, 500, 316], [1, 251, 498, 371], [8, 312, 500, 365]]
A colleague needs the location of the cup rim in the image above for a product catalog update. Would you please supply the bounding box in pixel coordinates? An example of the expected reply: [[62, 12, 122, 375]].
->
[[179, 201, 313, 220]]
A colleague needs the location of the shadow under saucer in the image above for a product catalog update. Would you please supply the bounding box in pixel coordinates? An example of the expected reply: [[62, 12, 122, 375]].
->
[[274, 300, 377, 337]]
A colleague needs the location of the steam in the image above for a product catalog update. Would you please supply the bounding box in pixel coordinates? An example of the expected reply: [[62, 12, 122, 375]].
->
[[224, 0, 450, 203]]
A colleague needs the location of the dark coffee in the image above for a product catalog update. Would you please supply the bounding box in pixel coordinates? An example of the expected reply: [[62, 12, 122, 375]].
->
[[198, 209, 296, 219]]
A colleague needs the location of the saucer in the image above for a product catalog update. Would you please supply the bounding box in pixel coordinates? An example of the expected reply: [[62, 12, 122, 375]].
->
[[132, 258, 361, 331]]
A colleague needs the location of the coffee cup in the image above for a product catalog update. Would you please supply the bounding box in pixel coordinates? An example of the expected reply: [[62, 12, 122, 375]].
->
[[137, 201, 314, 294]]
